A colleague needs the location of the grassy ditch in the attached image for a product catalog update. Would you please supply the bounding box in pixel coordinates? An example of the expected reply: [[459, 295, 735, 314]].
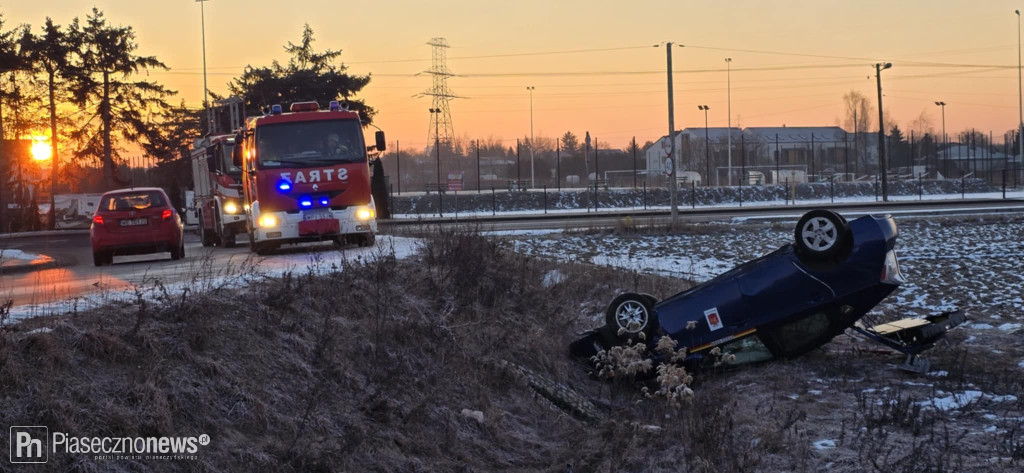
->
[[1, 231, 1021, 472]]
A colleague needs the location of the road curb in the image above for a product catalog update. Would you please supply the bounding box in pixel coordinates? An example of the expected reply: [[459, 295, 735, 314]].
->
[[0, 229, 90, 240]]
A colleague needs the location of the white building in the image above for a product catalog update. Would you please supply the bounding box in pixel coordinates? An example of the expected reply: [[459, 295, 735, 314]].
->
[[645, 126, 881, 183]]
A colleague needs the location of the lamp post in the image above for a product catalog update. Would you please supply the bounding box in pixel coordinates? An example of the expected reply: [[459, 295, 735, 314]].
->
[[935, 101, 947, 177], [429, 108, 442, 188], [196, 0, 210, 134], [527, 86, 536, 188], [698, 105, 710, 185], [654, 42, 680, 224], [875, 62, 892, 201], [725, 58, 733, 186], [1017, 10, 1023, 165]]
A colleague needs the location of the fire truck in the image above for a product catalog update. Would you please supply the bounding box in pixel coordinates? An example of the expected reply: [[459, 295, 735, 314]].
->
[[190, 134, 246, 247], [232, 100, 385, 254]]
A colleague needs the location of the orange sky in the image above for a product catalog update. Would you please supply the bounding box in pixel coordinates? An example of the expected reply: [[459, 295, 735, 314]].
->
[[5, 0, 1024, 150]]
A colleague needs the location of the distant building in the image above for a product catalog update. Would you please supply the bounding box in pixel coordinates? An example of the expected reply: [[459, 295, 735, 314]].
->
[[645, 126, 881, 183], [938, 144, 1019, 174]]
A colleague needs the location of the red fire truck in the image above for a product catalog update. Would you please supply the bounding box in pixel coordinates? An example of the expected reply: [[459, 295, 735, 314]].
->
[[232, 101, 385, 254], [190, 134, 246, 247]]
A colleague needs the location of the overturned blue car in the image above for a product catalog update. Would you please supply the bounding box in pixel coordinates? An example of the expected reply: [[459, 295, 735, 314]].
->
[[571, 209, 964, 372]]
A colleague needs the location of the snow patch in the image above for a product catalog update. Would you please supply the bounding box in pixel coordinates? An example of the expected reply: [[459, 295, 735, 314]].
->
[[813, 439, 836, 450], [997, 323, 1022, 332], [541, 270, 566, 288]]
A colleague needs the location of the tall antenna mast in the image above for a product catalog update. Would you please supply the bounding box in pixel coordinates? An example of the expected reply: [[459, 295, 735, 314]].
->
[[422, 37, 457, 146]]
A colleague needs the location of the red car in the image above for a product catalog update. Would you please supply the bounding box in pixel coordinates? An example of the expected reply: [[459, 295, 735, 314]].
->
[[90, 187, 185, 266]]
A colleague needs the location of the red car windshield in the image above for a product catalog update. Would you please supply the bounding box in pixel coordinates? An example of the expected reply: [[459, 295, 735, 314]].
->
[[100, 191, 166, 212]]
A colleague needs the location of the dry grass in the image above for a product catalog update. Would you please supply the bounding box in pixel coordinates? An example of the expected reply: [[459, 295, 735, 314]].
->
[[1, 229, 1021, 472]]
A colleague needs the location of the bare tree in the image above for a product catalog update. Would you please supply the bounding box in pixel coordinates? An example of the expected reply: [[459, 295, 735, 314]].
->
[[843, 90, 874, 170], [908, 110, 935, 137]]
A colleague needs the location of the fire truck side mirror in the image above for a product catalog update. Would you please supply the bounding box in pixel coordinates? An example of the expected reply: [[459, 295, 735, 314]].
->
[[232, 141, 243, 167], [375, 131, 386, 152]]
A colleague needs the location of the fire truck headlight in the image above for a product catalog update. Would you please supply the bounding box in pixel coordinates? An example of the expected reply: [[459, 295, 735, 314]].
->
[[258, 214, 278, 228], [223, 201, 239, 214], [356, 208, 375, 220]]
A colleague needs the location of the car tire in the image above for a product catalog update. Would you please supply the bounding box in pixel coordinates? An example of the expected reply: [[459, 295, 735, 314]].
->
[[794, 209, 849, 261], [170, 243, 182, 261], [93, 251, 108, 267], [604, 293, 657, 343]]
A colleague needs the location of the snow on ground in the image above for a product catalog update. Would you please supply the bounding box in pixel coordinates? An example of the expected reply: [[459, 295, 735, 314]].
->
[[4, 236, 421, 322], [503, 214, 1024, 323], [0, 248, 51, 267], [393, 190, 1024, 219]]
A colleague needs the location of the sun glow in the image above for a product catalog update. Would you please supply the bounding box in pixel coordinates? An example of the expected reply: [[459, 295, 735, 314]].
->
[[30, 138, 52, 161]]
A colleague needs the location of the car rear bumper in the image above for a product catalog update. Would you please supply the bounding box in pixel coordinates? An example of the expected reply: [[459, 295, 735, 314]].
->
[[91, 227, 181, 254], [95, 240, 177, 256]]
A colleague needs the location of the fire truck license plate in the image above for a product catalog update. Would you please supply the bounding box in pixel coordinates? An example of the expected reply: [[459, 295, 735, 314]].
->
[[302, 210, 332, 221]]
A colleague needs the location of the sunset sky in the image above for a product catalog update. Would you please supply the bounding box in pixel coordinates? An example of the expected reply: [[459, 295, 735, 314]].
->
[[5, 0, 1024, 149]]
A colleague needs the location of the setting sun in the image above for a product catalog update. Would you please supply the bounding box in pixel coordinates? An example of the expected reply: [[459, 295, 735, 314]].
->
[[30, 138, 51, 161]]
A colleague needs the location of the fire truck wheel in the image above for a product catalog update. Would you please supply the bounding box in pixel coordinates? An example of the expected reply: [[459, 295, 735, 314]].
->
[[358, 233, 376, 247], [199, 213, 214, 247], [219, 230, 236, 248], [254, 243, 277, 256]]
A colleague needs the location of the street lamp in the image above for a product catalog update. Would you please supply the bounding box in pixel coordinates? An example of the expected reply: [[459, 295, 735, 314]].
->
[[935, 101, 947, 177], [875, 62, 892, 201], [196, 0, 210, 134], [653, 42, 681, 224], [725, 57, 732, 186], [1016, 10, 1023, 164], [527, 86, 536, 188], [698, 105, 710, 185], [429, 108, 442, 186]]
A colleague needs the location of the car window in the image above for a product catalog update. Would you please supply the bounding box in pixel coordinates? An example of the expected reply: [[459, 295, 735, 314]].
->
[[100, 192, 166, 211], [716, 335, 775, 367], [759, 310, 832, 356]]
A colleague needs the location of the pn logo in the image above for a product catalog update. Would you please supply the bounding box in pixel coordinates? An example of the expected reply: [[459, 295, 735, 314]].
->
[[9, 426, 48, 464]]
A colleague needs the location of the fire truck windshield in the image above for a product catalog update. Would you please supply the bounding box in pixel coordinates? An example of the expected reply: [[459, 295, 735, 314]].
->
[[256, 119, 365, 168], [221, 144, 241, 175]]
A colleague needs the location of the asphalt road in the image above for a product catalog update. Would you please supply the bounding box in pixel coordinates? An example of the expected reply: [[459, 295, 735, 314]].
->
[[2, 198, 1022, 311], [0, 232, 385, 311]]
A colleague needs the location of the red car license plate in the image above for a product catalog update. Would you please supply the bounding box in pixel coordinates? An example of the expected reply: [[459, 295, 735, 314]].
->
[[119, 218, 148, 226]]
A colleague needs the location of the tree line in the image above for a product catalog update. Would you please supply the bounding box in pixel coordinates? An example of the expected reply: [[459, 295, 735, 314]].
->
[[0, 10, 373, 198]]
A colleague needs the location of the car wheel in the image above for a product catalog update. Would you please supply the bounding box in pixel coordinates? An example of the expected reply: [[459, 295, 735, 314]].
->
[[170, 243, 182, 261], [794, 209, 849, 261], [604, 293, 657, 342], [93, 251, 106, 267]]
